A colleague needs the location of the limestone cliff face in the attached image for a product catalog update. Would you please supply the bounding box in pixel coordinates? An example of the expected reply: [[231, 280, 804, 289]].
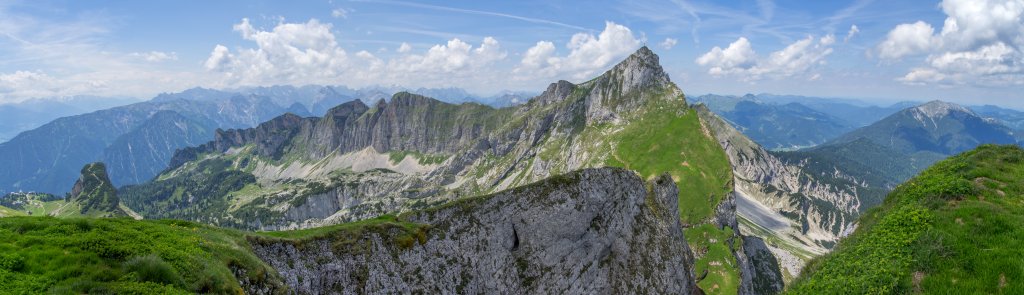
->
[[583, 46, 672, 124], [248, 168, 700, 294], [743, 236, 784, 294], [170, 92, 512, 168], [168, 113, 310, 168]]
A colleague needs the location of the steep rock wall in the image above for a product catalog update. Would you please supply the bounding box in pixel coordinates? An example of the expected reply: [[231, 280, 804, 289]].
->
[[248, 168, 700, 294]]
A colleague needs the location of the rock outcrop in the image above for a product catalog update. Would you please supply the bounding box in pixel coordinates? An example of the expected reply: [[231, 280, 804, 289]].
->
[[743, 236, 784, 294], [59, 162, 132, 218], [249, 168, 700, 294]]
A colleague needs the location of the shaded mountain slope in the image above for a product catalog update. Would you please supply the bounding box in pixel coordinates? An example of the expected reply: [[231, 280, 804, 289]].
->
[[0, 96, 140, 143], [0, 94, 290, 194], [102, 111, 215, 186]]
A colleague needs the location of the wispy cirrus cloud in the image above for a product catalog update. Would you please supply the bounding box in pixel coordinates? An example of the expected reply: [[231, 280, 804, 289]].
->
[[350, 0, 590, 31], [131, 51, 178, 62], [0, 2, 204, 103]]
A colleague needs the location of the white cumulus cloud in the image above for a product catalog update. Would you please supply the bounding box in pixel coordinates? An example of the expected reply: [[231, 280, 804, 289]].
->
[[880, 0, 1024, 86], [514, 21, 643, 81], [204, 18, 511, 92], [696, 35, 834, 81], [877, 21, 936, 59], [695, 37, 758, 76], [660, 37, 678, 50], [0, 71, 60, 100], [397, 42, 412, 53], [204, 18, 350, 86], [387, 37, 507, 77]]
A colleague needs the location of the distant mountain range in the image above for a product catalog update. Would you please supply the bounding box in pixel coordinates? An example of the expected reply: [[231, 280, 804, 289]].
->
[[0, 91, 297, 195], [0, 85, 535, 195], [752, 94, 918, 127], [691, 94, 854, 150], [970, 104, 1024, 132], [693, 93, 1024, 152], [831, 100, 1018, 156], [0, 96, 141, 143], [776, 100, 1019, 208]]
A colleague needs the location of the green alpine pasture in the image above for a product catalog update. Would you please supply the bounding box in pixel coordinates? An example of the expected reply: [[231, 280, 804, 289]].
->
[[685, 224, 741, 294], [606, 104, 733, 225], [0, 217, 285, 294], [791, 144, 1024, 294]]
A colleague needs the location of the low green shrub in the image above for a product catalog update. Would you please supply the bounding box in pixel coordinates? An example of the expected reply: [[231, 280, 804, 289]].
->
[[123, 254, 183, 286]]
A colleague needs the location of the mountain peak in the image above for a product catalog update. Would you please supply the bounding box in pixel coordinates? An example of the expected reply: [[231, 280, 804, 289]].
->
[[604, 46, 668, 86], [588, 46, 672, 98], [63, 162, 129, 218], [629, 46, 657, 63], [913, 100, 974, 118]]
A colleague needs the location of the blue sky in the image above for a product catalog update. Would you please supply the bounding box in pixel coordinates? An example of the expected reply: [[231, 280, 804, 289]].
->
[[1, 0, 1022, 107]]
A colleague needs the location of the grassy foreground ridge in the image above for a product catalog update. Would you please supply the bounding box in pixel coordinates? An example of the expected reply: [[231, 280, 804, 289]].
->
[[0, 217, 285, 294], [791, 144, 1024, 294]]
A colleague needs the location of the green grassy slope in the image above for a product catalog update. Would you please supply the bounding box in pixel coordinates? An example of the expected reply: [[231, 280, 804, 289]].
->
[[0, 193, 65, 217], [790, 144, 1024, 294], [604, 99, 738, 294], [606, 106, 733, 224], [0, 217, 285, 294], [0, 205, 25, 217]]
